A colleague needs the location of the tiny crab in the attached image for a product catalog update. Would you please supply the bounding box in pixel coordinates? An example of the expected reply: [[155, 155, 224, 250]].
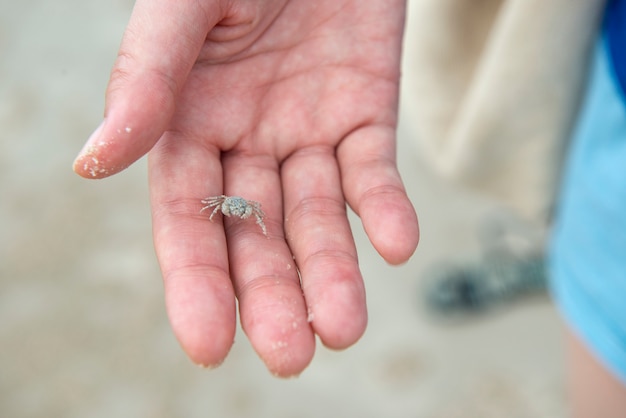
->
[[200, 195, 267, 236]]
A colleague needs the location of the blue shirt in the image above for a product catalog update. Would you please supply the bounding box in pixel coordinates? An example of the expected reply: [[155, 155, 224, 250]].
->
[[550, 0, 626, 385]]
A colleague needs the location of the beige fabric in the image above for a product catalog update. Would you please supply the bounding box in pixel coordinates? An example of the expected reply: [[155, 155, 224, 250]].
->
[[402, 0, 605, 225]]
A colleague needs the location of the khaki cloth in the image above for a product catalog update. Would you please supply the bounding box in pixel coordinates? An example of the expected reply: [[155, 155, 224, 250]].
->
[[402, 0, 605, 227]]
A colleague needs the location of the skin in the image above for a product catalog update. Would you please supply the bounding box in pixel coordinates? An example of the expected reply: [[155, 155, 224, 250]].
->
[[567, 330, 626, 418], [73, 0, 419, 377]]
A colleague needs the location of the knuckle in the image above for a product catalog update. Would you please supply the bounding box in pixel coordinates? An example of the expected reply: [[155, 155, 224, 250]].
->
[[108, 49, 179, 105], [286, 196, 346, 227], [358, 183, 405, 207]]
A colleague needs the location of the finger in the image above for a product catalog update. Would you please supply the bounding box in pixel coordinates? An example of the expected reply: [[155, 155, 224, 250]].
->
[[337, 126, 419, 264], [282, 146, 367, 350], [222, 152, 315, 377], [149, 132, 235, 368], [74, 0, 223, 179]]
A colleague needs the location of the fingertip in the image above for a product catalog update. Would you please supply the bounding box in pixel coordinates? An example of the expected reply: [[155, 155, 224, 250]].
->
[[303, 264, 368, 350], [72, 117, 142, 179], [164, 274, 237, 370], [239, 293, 317, 378], [171, 310, 236, 368], [259, 335, 316, 378], [361, 194, 420, 265], [244, 319, 316, 378], [310, 301, 368, 351], [73, 120, 113, 179], [73, 98, 167, 179], [174, 318, 236, 370], [72, 140, 131, 180], [184, 341, 233, 370]]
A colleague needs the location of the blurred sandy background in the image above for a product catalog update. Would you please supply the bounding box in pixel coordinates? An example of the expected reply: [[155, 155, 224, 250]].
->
[[1, 1, 565, 417]]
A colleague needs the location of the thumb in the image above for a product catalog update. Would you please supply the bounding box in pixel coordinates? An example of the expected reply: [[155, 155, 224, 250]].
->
[[73, 0, 222, 178]]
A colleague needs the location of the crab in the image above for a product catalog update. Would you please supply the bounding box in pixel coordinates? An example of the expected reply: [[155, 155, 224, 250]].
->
[[200, 195, 267, 236]]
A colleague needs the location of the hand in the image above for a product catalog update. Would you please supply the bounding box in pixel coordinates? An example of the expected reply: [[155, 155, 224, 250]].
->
[[73, 0, 419, 377]]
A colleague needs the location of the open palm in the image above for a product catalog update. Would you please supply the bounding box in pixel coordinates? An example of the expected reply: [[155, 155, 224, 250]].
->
[[74, 0, 418, 377]]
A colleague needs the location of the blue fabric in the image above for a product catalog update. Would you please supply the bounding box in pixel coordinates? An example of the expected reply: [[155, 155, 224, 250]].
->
[[607, 0, 626, 98], [549, 27, 626, 383]]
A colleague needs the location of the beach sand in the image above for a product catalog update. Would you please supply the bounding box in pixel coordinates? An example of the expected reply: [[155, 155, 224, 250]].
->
[[0, 1, 564, 416]]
